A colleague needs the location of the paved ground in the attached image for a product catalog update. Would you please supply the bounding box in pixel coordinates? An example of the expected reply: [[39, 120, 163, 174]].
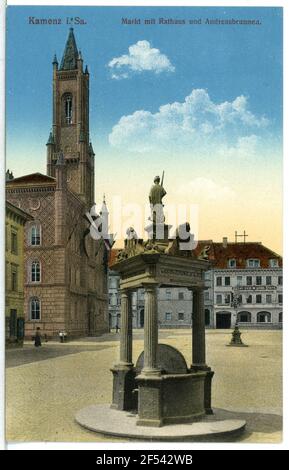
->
[[6, 329, 282, 444]]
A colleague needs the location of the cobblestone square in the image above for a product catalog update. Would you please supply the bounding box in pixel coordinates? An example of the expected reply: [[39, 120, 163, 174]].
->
[[6, 329, 282, 443]]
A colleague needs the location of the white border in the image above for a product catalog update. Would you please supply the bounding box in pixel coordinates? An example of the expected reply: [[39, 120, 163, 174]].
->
[[1, 0, 287, 451]]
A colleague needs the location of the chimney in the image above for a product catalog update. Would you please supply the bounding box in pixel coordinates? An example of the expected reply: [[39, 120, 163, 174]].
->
[[222, 237, 228, 248]]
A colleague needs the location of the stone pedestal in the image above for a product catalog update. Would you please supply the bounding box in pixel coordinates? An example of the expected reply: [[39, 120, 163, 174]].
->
[[136, 372, 206, 427]]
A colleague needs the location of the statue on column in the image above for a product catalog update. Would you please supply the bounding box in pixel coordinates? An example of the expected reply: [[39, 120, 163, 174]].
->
[[149, 173, 166, 224]]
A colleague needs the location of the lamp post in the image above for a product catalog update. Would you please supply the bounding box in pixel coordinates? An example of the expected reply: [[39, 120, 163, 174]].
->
[[227, 288, 248, 347]]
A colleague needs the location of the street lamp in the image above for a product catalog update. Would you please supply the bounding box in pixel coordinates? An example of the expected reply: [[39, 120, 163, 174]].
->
[[227, 288, 248, 347]]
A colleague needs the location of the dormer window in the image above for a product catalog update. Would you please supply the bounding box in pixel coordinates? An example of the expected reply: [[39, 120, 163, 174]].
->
[[228, 259, 236, 268], [247, 259, 260, 268], [269, 259, 279, 268]]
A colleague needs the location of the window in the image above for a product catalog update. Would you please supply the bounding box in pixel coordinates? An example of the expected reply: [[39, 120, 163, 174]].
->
[[257, 311, 271, 323], [178, 312, 184, 321], [11, 267, 17, 291], [256, 294, 262, 304], [204, 271, 211, 281], [238, 311, 251, 323], [269, 259, 279, 268], [246, 276, 252, 286], [204, 291, 210, 301], [178, 292, 184, 300], [166, 289, 171, 300], [266, 294, 272, 304], [216, 294, 222, 305], [256, 276, 262, 286], [279, 312, 283, 323], [165, 312, 172, 321], [266, 276, 272, 286], [278, 294, 283, 304], [31, 225, 41, 246], [224, 294, 231, 304], [11, 231, 18, 254], [237, 276, 243, 286], [246, 295, 252, 304], [228, 259, 236, 268], [216, 277, 222, 287], [30, 297, 41, 320], [278, 276, 283, 286], [224, 277, 230, 286], [247, 259, 260, 268], [65, 94, 72, 124], [205, 309, 210, 326], [31, 261, 41, 282]]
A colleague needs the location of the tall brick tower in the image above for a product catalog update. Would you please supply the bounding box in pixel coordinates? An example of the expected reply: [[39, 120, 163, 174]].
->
[[7, 29, 109, 339], [46, 28, 94, 208]]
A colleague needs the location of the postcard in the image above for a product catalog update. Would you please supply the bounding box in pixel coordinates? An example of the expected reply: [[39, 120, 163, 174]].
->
[[4, 1, 283, 450]]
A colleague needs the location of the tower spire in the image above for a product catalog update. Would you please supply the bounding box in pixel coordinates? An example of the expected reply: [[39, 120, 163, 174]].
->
[[60, 28, 79, 71]]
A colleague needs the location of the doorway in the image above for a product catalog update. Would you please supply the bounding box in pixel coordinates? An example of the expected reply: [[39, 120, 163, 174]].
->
[[139, 309, 144, 328], [216, 312, 231, 329]]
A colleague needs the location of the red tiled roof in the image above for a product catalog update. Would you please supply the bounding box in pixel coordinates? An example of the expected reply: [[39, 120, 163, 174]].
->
[[109, 242, 282, 269], [193, 241, 282, 269], [109, 248, 120, 267]]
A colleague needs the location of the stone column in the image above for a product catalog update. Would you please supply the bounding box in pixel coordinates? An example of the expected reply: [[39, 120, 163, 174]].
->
[[111, 288, 136, 411], [142, 284, 160, 375], [192, 288, 206, 368], [191, 287, 214, 415], [119, 289, 133, 366]]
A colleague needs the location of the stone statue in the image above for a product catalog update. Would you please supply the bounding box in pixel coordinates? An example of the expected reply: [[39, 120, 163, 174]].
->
[[149, 174, 166, 223]]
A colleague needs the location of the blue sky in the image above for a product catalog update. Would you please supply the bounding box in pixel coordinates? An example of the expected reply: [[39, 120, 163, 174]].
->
[[5, 6, 283, 251]]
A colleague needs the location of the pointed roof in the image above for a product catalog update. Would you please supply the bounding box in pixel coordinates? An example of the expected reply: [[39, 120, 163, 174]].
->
[[46, 131, 55, 145], [60, 28, 78, 71]]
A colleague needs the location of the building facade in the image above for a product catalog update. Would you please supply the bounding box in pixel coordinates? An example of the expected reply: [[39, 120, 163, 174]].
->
[[6, 29, 109, 339], [108, 239, 282, 330], [5, 202, 33, 346]]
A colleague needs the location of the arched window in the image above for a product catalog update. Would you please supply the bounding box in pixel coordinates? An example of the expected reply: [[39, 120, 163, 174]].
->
[[30, 225, 41, 246], [63, 93, 72, 124], [31, 261, 41, 282], [257, 311, 271, 323], [30, 297, 41, 320], [237, 311, 251, 323]]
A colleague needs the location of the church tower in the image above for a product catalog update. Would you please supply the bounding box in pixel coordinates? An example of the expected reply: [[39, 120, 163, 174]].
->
[[46, 28, 95, 208]]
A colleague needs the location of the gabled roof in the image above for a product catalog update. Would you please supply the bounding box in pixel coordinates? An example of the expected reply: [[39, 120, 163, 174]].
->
[[60, 28, 78, 71], [6, 172, 56, 186], [108, 241, 282, 269]]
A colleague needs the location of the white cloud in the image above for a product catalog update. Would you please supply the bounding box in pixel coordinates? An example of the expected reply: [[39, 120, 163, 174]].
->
[[176, 177, 236, 204], [108, 40, 175, 79], [108, 88, 269, 153]]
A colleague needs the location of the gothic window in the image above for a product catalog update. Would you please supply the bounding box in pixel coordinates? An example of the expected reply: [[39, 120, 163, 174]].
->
[[30, 297, 41, 320], [63, 93, 73, 125], [30, 225, 41, 246], [31, 261, 41, 282]]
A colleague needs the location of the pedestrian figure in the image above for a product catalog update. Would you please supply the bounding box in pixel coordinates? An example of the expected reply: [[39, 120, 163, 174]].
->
[[34, 327, 41, 347]]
